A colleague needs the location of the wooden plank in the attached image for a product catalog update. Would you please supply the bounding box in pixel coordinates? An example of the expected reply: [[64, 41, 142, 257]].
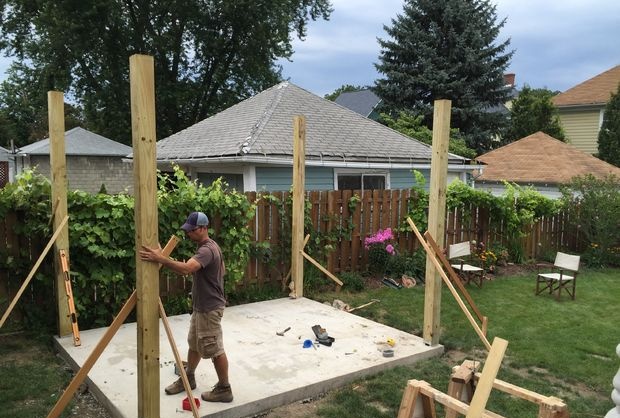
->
[[371, 189, 381, 233], [340, 189, 352, 273], [256, 195, 268, 285], [130, 53, 160, 418], [350, 190, 362, 271], [466, 337, 509, 418], [424, 99, 451, 346], [407, 218, 491, 351], [48, 90, 72, 337], [327, 190, 338, 273], [246, 191, 257, 286], [301, 250, 343, 287], [1, 215, 68, 328], [291, 116, 306, 298]]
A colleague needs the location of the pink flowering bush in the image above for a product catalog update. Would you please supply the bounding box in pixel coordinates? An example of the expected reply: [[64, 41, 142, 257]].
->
[[365, 228, 396, 274]]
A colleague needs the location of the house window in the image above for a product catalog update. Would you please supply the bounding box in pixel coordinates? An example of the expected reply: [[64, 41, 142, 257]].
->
[[197, 173, 244, 192], [336, 172, 387, 191]]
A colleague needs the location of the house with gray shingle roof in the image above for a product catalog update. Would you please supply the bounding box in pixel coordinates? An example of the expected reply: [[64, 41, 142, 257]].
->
[[552, 64, 620, 155], [154, 82, 473, 192], [473, 131, 620, 198], [16, 127, 133, 194], [334, 89, 382, 120]]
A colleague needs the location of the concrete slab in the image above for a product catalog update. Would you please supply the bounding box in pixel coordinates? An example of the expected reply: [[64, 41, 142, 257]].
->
[[55, 297, 442, 418]]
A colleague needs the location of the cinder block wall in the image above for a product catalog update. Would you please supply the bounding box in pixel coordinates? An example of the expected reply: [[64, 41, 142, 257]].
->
[[31, 156, 134, 194]]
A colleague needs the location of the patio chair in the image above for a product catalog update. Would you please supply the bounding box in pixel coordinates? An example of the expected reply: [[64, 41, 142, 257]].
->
[[448, 241, 485, 287], [535, 252, 580, 300]]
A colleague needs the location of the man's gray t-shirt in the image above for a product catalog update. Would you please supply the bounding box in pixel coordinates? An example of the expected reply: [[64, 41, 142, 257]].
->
[[191, 238, 226, 312]]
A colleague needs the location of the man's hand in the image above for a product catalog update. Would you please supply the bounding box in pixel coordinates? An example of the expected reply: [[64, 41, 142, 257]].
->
[[139, 245, 164, 263]]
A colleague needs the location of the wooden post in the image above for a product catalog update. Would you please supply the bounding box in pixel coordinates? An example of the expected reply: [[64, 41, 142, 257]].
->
[[291, 116, 306, 298], [130, 54, 159, 418], [48, 91, 72, 337], [423, 99, 451, 346]]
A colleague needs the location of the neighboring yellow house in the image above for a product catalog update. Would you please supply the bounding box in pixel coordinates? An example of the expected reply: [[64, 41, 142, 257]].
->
[[552, 64, 620, 155]]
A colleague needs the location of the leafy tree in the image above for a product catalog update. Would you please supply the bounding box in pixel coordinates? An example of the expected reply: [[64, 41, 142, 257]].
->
[[504, 85, 564, 144], [0, 64, 84, 147], [380, 111, 477, 158], [374, 0, 513, 154], [598, 83, 620, 167], [324, 84, 367, 101], [0, 0, 332, 145], [560, 174, 620, 267]]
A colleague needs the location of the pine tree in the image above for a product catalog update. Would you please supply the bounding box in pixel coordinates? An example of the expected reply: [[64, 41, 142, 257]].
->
[[598, 84, 620, 167], [374, 0, 513, 153], [505, 86, 565, 143]]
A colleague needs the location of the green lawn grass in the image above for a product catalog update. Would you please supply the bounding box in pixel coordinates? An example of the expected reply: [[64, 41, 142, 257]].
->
[[312, 267, 620, 417], [1, 268, 617, 417]]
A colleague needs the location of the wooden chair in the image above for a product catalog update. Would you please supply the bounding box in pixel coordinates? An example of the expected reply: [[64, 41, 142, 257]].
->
[[448, 241, 485, 287], [535, 252, 580, 300]]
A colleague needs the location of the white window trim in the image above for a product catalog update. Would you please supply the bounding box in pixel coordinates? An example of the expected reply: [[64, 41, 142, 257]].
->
[[333, 168, 390, 190]]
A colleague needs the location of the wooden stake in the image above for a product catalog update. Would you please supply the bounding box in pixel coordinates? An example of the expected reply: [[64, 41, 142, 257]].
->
[[47, 236, 180, 418], [407, 217, 491, 351], [424, 99, 452, 346], [0, 215, 68, 328], [130, 53, 159, 418], [300, 250, 344, 287]]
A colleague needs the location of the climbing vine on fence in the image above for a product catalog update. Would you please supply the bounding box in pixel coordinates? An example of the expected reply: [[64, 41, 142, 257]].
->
[[0, 166, 255, 329]]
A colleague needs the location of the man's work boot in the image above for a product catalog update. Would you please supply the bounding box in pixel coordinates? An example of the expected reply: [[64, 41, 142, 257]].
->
[[164, 373, 196, 395], [201, 383, 233, 403]]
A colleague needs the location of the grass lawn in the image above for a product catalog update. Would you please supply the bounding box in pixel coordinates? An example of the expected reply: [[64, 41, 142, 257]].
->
[[0, 268, 617, 417], [309, 267, 619, 417]]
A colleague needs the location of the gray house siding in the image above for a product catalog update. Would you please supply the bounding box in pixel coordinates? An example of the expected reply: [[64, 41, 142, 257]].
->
[[26, 155, 133, 194], [255, 166, 333, 192]]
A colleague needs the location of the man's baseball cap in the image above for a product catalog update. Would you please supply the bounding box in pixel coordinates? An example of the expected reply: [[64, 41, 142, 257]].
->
[[181, 211, 209, 232]]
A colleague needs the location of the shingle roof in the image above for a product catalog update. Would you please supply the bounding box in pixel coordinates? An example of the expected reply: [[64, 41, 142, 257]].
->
[[334, 89, 382, 117], [476, 131, 620, 184], [156, 82, 467, 164], [17, 127, 131, 156], [552, 65, 620, 107]]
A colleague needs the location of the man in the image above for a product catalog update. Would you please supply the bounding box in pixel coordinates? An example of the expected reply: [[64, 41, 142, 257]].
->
[[139, 211, 233, 403]]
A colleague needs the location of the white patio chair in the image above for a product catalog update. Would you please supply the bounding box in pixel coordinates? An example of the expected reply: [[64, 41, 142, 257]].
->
[[535, 252, 580, 300], [448, 241, 485, 287]]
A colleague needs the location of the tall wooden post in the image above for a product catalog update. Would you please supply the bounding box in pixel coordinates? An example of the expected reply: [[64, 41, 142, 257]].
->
[[130, 54, 160, 418], [291, 116, 306, 298], [48, 91, 71, 337], [423, 99, 451, 346]]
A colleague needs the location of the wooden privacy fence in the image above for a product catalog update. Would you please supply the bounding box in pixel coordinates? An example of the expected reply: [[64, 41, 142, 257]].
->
[[238, 189, 581, 288], [0, 189, 581, 303]]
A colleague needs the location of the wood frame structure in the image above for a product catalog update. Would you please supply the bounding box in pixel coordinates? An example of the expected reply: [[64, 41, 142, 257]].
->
[[290, 115, 306, 297], [398, 337, 507, 418], [407, 217, 490, 350], [446, 360, 569, 418]]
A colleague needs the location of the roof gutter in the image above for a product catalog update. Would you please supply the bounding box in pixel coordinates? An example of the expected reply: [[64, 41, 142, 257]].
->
[[144, 155, 482, 171]]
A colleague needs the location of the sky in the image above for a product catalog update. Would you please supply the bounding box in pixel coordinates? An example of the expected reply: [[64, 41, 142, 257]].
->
[[277, 0, 620, 97]]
